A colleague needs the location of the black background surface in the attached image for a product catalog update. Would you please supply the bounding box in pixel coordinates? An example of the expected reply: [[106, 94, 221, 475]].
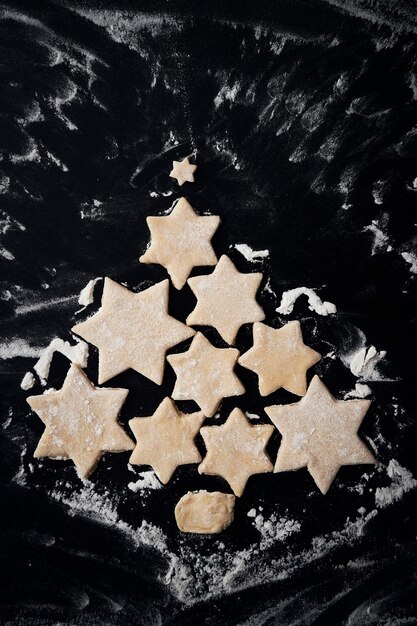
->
[[0, 1, 417, 624]]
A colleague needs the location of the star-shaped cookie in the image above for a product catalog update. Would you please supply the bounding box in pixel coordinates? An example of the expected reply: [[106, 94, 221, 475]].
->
[[238, 321, 321, 396], [198, 408, 274, 496], [129, 398, 204, 484], [169, 157, 197, 185], [166, 332, 244, 417], [72, 278, 194, 385], [187, 255, 265, 344], [139, 198, 220, 289], [265, 375, 376, 494], [27, 364, 133, 478]]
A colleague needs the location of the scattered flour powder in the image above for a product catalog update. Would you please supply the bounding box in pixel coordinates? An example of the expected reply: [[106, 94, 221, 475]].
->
[[375, 459, 417, 508], [276, 287, 337, 316], [233, 244, 269, 262]]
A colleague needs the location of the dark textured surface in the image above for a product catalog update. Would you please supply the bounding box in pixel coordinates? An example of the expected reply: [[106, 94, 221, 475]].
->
[[0, 1, 416, 624]]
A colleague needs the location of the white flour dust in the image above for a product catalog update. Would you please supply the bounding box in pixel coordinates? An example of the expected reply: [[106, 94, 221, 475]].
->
[[341, 344, 388, 381], [78, 277, 102, 308], [401, 250, 417, 274], [276, 287, 337, 316], [20, 337, 89, 388], [375, 459, 417, 508], [128, 470, 162, 492], [233, 244, 269, 262]]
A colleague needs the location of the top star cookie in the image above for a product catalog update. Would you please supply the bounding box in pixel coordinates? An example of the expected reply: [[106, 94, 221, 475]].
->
[[169, 157, 197, 185]]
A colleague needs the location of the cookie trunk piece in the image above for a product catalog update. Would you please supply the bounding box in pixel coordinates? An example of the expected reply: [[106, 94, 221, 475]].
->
[[175, 491, 235, 533]]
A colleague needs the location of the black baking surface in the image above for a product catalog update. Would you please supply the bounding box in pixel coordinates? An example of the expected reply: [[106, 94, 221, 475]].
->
[[1, 1, 417, 624]]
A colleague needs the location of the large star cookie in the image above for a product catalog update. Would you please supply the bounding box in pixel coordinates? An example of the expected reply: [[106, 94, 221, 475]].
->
[[265, 375, 376, 494], [27, 364, 133, 478], [139, 198, 220, 289], [129, 397, 204, 484], [166, 332, 244, 417], [187, 255, 265, 344], [169, 157, 197, 185], [198, 408, 274, 496], [239, 321, 321, 396], [72, 278, 194, 385]]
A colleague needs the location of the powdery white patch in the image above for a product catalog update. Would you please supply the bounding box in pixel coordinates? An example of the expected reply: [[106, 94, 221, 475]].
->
[[214, 82, 240, 109], [401, 251, 417, 274], [344, 383, 372, 399], [78, 277, 102, 307], [251, 512, 301, 549], [363, 217, 392, 255], [0, 246, 15, 261], [20, 371, 36, 390], [33, 338, 89, 384], [276, 287, 336, 316], [375, 459, 417, 508], [0, 338, 41, 360], [342, 345, 386, 380], [245, 412, 261, 421], [50, 483, 169, 552], [233, 244, 269, 262], [128, 471, 162, 492], [46, 480, 388, 607], [262, 277, 276, 298]]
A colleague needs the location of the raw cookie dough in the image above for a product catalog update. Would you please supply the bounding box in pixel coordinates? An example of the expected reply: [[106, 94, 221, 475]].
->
[[187, 255, 265, 344], [72, 278, 194, 384], [239, 320, 321, 396], [167, 332, 244, 417], [198, 408, 274, 496], [140, 197, 220, 289], [265, 375, 376, 494], [27, 364, 133, 478], [169, 157, 197, 185], [175, 491, 235, 534], [129, 397, 205, 483]]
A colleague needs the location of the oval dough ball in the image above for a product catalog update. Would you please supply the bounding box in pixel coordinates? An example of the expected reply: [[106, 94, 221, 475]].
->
[[175, 490, 235, 534]]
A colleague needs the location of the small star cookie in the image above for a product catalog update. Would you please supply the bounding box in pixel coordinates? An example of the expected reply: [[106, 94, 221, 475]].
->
[[27, 364, 133, 478], [129, 398, 204, 484], [265, 375, 376, 494], [140, 198, 220, 289], [166, 332, 244, 417], [187, 255, 265, 344], [198, 408, 274, 496], [239, 321, 321, 396], [72, 278, 194, 385], [169, 157, 197, 185]]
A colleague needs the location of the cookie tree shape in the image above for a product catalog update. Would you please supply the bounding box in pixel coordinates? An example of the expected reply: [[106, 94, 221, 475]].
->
[[239, 321, 321, 396], [72, 278, 194, 385], [129, 398, 204, 484], [169, 157, 197, 185], [166, 332, 244, 417], [187, 255, 265, 344], [140, 198, 220, 289], [265, 375, 376, 494], [198, 408, 274, 496], [27, 364, 133, 478]]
